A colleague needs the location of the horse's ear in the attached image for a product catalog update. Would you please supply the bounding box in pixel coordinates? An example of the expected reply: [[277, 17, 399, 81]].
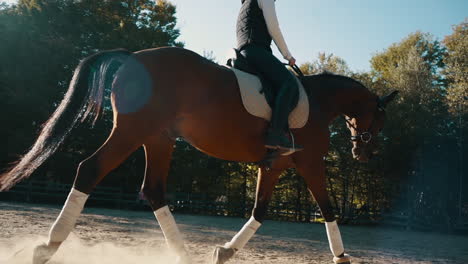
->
[[379, 91, 399, 108]]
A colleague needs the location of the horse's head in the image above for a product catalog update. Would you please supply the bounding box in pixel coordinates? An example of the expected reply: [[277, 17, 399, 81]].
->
[[344, 91, 398, 162]]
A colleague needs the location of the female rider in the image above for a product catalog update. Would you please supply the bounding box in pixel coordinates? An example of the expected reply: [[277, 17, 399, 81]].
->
[[237, 0, 303, 154]]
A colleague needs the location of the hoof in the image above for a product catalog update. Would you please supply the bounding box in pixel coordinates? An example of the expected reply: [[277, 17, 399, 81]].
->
[[33, 243, 58, 264], [212, 246, 236, 264], [333, 253, 351, 264]]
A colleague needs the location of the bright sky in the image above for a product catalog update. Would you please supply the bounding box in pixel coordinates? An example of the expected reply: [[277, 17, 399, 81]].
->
[[2, 0, 466, 71], [170, 0, 467, 71]]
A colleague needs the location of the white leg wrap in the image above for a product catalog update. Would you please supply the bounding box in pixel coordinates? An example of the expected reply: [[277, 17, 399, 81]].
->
[[48, 188, 88, 244], [225, 216, 261, 250], [325, 221, 345, 257], [154, 206, 187, 255]]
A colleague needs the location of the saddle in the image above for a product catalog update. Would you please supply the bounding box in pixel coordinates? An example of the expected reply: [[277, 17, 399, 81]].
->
[[226, 49, 309, 129], [227, 49, 275, 107]]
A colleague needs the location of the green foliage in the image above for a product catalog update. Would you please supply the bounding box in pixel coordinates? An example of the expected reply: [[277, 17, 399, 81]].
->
[[443, 20, 468, 115], [356, 30, 457, 224], [297, 27, 466, 225], [0, 0, 182, 184], [300, 52, 351, 76], [371, 32, 446, 84]]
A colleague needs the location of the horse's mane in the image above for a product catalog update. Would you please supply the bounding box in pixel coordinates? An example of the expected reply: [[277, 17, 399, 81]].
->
[[299, 72, 377, 103], [304, 72, 364, 88]]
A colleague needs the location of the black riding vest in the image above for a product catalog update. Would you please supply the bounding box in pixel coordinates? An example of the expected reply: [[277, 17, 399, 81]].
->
[[237, 0, 272, 51]]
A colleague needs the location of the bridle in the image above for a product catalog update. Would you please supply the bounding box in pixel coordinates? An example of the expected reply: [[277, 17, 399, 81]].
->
[[344, 101, 386, 144], [285, 64, 388, 145]]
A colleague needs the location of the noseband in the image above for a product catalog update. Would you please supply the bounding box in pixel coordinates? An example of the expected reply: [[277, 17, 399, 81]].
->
[[344, 102, 385, 144]]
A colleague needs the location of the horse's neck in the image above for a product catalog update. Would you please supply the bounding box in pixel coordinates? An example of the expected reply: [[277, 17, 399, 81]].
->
[[307, 75, 373, 123]]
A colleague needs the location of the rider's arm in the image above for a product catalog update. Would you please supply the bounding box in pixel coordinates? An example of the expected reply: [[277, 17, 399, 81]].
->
[[258, 0, 293, 61]]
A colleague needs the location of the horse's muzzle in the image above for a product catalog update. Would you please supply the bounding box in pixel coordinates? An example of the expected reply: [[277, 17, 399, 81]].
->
[[352, 147, 369, 163]]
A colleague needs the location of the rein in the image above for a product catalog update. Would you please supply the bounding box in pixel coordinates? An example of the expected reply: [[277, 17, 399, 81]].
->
[[284, 63, 305, 78], [291, 64, 304, 78], [344, 117, 373, 143], [283, 63, 390, 145]]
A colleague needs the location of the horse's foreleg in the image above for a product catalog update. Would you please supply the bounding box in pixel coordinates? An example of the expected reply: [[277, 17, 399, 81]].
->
[[142, 135, 190, 263], [297, 161, 351, 264], [33, 127, 141, 264], [213, 167, 281, 264]]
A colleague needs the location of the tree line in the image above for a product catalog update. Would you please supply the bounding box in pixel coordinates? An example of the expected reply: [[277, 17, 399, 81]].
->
[[0, 0, 466, 229]]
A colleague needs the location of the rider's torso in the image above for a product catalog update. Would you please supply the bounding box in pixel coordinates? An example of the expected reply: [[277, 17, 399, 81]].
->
[[237, 0, 272, 51]]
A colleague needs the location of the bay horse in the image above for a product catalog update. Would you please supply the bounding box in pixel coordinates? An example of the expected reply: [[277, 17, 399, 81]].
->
[[0, 47, 397, 264]]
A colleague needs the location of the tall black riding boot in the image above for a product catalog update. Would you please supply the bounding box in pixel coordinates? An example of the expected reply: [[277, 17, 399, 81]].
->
[[264, 82, 303, 155]]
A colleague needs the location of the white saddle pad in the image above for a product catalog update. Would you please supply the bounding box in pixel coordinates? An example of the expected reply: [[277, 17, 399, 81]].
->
[[227, 66, 309, 129]]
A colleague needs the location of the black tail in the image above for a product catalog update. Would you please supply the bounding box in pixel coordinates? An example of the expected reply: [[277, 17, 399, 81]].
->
[[0, 49, 131, 191]]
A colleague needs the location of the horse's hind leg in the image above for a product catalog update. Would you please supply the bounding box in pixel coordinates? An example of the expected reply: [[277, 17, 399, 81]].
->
[[33, 126, 142, 264], [142, 135, 190, 263]]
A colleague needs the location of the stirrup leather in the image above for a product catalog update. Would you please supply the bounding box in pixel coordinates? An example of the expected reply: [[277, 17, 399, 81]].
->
[[280, 130, 298, 156]]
